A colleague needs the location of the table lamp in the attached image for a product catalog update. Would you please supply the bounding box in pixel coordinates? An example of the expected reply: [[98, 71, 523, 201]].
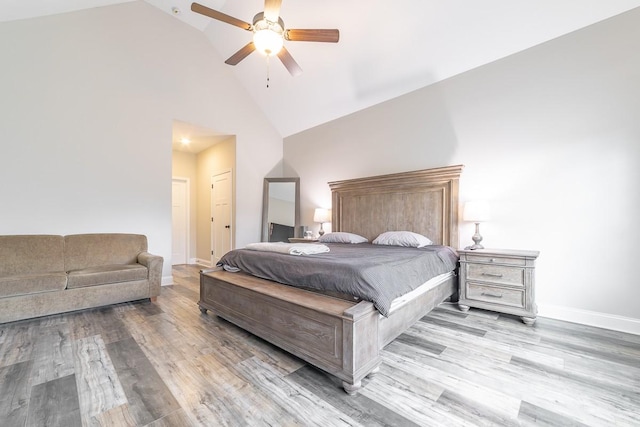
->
[[463, 201, 491, 250], [313, 208, 331, 236]]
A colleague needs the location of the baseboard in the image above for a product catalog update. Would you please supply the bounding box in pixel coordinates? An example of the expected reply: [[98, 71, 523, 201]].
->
[[195, 258, 212, 268], [161, 275, 174, 286], [538, 304, 640, 336], [189, 257, 198, 264]]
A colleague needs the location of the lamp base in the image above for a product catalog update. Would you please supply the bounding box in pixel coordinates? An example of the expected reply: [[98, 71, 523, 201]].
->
[[318, 223, 325, 236], [468, 222, 484, 250]]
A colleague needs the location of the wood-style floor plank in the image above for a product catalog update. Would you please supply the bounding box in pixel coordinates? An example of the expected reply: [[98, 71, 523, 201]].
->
[[105, 338, 181, 426], [68, 308, 128, 342], [289, 364, 422, 427], [518, 401, 589, 427], [235, 356, 361, 426], [0, 322, 36, 368], [145, 408, 194, 427], [381, 345, 522, 421], [30, 322, 74, 386], [435, 390, 521, 427], [73, 334, 127, 425], [0, 360, 33, 427], [25, 374, 82, 427], [88, 403, 137, 427], [0, 264, 638, 426], [178, 351, 302, 426]]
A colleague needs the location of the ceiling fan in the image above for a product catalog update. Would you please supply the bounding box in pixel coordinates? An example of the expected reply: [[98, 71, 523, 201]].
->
[[191, 1, 339, 77]]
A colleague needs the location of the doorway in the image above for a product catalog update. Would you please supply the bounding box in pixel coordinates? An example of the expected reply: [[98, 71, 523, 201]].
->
[[171, 178, 189, 265], [171, 119, 236, 267]]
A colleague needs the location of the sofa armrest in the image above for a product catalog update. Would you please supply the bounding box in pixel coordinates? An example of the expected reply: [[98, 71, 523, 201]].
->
[[138, 252, 163, 298]]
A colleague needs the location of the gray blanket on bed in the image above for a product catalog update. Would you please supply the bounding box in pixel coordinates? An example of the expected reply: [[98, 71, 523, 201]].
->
[[217, 243, 458, 316]]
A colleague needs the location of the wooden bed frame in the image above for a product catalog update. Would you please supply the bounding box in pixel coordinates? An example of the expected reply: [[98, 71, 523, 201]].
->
[[199, 164, 463, 394]]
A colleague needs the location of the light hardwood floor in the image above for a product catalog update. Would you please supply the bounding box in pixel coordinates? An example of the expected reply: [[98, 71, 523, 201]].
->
[[1, 264, 639, 426]]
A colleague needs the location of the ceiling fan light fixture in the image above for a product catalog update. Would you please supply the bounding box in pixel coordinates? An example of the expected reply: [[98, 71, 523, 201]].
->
[[253, 29, 283, 56], [252, 14, 284, 56]]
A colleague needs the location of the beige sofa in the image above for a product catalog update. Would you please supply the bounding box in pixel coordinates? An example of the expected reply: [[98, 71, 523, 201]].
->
[[0, 233, 163, 324]]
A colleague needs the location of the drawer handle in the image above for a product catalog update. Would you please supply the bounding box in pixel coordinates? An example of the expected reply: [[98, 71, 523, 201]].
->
[[481, 292, 503, 299], [482, 272, 504, 278]]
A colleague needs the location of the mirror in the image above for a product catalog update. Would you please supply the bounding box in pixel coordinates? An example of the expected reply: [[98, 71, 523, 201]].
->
[[262, 177, 300, 242]]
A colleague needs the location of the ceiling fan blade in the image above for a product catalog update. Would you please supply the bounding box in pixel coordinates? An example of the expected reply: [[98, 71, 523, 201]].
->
[[191, 2, 252, 31], [263, 0, 282, 22], [277, 47, 302, 77], [225, 42, 256, 65], [285, 29, 339, 43]]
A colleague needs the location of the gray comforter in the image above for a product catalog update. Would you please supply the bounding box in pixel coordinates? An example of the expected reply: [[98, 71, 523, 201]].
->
[[217, 243, 458, 316]]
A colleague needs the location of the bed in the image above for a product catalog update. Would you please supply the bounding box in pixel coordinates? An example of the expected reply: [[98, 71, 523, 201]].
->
[[199, 164, 463, 394]]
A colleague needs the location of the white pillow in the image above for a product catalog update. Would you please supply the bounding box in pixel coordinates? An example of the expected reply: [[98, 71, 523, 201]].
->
[[372, 231, 433, 248], [319, 232, 368, 244]]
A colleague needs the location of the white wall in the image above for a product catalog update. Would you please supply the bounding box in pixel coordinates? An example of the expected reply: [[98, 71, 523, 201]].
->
[[284, 9, 640, 333], [0, 2, 283, 282]]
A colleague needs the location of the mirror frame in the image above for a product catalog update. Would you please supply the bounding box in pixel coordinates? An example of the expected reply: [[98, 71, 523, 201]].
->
[[261, 177, 300, 242]]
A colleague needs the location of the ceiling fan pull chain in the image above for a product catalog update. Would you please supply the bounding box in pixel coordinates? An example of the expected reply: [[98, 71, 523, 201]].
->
[[266, 55, 271, 88]]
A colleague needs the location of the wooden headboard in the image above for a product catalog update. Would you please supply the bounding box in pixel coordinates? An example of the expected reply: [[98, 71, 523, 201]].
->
[[328, 165, 463, 247]]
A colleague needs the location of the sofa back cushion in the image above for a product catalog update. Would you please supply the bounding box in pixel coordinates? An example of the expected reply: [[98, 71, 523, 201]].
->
[[0, 235, 65, 276], [64, 234, 148, 271]]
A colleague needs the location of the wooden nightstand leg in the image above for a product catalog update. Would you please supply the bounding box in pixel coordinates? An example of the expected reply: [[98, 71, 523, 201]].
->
[[458, 304, 470, 312], [343, 380, 362, 395], [522, 316, 536, 326]]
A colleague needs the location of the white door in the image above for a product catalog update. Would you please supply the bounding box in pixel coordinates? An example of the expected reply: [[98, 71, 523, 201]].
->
[[212, 171, 233, 265], [171, 178, 189, 265]]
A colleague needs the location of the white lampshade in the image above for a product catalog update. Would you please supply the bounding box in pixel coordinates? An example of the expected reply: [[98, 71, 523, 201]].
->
[[313, 208, 331, 223], [463, 201, 491, 222]]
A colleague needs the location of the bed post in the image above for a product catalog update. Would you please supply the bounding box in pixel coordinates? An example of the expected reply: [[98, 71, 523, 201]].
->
[[341, 301, 381, 394]]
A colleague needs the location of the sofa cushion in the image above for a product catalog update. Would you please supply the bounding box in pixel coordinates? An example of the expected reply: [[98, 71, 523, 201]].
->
[[0, 273, 68, 298], [67, 264, 148, 289], [0, 235, 65, 276], [64, 234, 148, 272]]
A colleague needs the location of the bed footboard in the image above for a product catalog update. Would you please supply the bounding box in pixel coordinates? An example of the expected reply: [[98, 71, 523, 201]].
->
[[199, 270, 382, 394]]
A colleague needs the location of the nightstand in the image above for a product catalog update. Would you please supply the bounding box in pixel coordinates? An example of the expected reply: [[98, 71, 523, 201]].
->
[[288, 238, 319, 243], [458, 248, 540, 325]]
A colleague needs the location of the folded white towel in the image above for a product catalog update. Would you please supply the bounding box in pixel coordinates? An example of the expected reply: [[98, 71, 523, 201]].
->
[[245, 242, 330, 256], [289, 243, 330, 256]]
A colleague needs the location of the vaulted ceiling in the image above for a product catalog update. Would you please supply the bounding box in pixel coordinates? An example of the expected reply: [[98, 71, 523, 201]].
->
[[3, 0, 640, 137]]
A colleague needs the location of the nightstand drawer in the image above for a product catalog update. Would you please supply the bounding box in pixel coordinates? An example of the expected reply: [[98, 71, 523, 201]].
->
[[467, 264, 525, 287], [464, 254, 526, 266], [466, 283, 524, 308]]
